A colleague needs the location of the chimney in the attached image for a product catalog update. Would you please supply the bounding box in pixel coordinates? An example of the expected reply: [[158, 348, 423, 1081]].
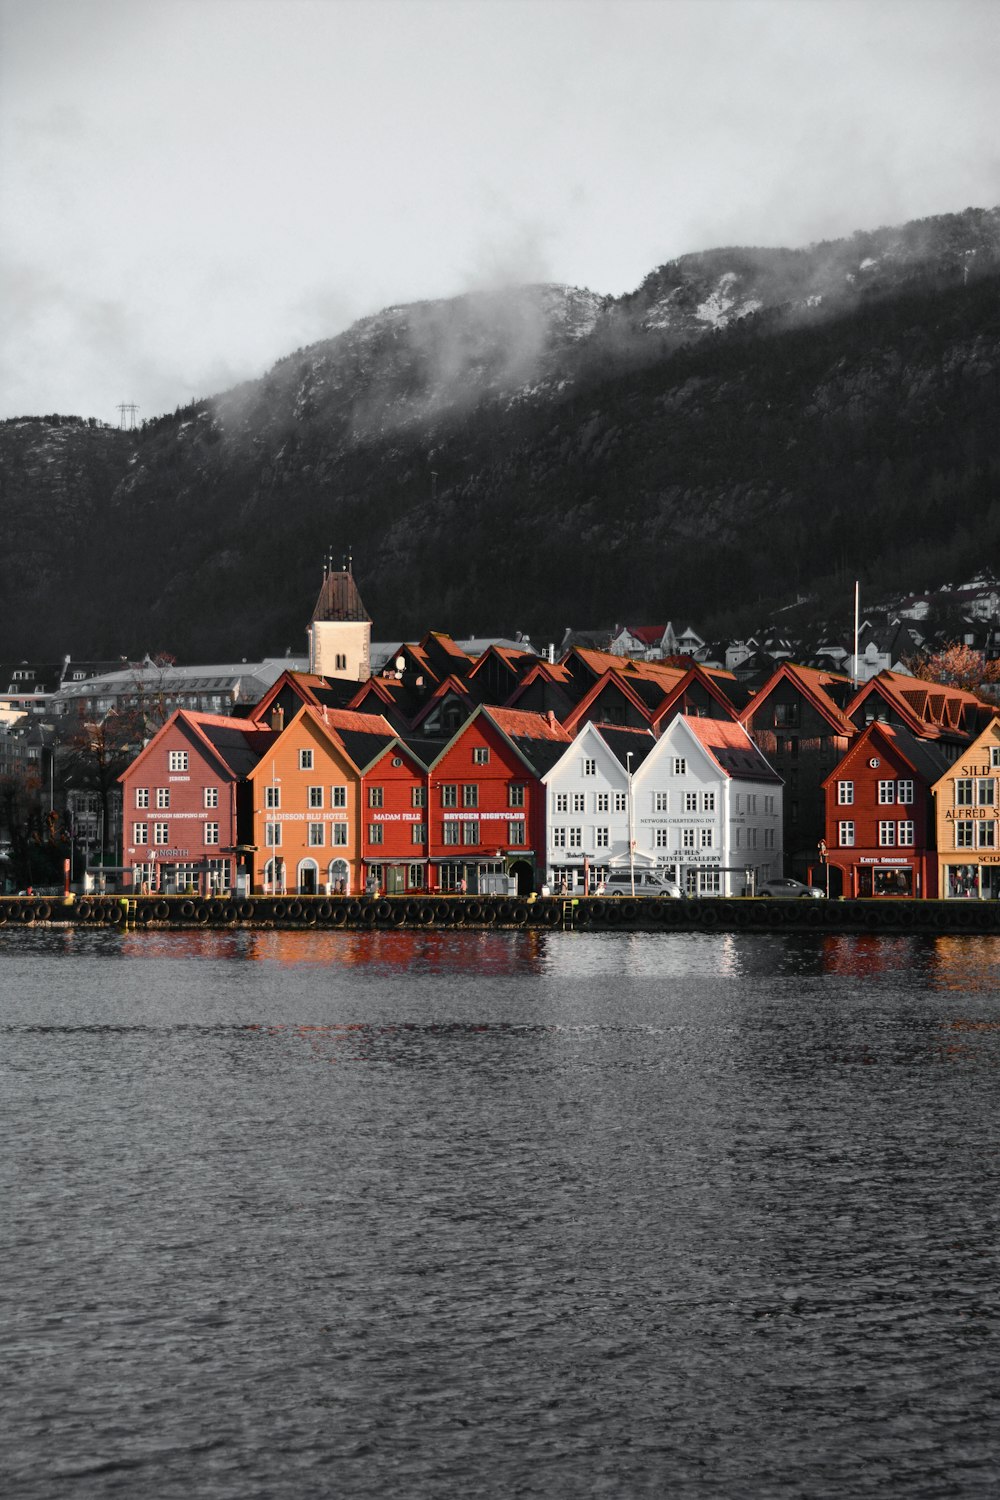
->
[[546, 710, 557, 730], [270, 706, 285, 733]]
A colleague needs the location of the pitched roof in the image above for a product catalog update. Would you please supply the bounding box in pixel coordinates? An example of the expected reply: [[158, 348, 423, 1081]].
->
[[739, 661, 856, 735], [301, 705, 398, 772], [681, 716, 782, 783], [311, 567, 371, 623], [822, 721, 951, 789], [483, 706, 573, 776], [592, 724, 658, 770]]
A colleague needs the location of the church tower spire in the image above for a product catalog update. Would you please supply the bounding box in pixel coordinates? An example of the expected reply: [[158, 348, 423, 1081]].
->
[[308, 546, 372, 680]]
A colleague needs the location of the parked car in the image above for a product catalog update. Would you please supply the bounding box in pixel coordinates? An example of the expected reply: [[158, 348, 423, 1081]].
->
[[758, 877, 825, 899], [604, 870, 683, 899]]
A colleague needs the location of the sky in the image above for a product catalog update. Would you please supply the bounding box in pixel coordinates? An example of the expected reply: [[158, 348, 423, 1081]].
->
[[1, 0, 997, 422]]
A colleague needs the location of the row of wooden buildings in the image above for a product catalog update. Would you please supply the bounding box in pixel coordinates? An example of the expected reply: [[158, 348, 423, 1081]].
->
[[114, 569, 1000, 899]]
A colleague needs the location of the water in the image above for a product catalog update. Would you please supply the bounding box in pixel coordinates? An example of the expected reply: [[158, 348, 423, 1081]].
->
[[2, 927, 999, 1498]]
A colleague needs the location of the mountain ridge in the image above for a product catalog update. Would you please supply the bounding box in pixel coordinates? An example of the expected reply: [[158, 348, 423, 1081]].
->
[[2, 205, 998, 661]]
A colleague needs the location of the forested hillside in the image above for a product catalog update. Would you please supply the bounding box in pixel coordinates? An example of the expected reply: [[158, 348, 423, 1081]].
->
[[2, 208, 998, 661]]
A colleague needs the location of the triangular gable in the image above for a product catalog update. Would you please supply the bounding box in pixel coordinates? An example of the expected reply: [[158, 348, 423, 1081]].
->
[[649, 663, 742, 731], [821, 720, 950, 791], [541, 720, 655, 785], [739, 661, 856, 736], [409, 673, 476, 731], [120, 710, 276, 785], [561, 669, 657, 734]]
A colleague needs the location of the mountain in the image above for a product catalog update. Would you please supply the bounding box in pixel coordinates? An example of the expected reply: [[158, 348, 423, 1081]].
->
[[2, 206, 999, 661]]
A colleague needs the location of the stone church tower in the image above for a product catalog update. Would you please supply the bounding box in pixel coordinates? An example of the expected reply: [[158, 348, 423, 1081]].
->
[[307, 555, 372, 680]]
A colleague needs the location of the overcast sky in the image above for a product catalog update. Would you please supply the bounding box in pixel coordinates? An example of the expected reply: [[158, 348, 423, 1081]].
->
[[1, 0, 997, 422]]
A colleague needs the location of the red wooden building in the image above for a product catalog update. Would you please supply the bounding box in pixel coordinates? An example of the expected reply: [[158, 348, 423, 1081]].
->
[[821, 721, 949, 898], [119, 711, 275, 894], [422, 706, 571, 894]]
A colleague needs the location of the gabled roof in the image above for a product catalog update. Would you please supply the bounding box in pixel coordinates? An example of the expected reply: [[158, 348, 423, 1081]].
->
[[847, 669, 988, 741], [409, 673, 477, 730], [561, 667, 661, 733], [739, 661, 857, 736], [592, 723, 659, 771], [301, 705, 398, 773], [248, 669, 359, 725], [677, 716, 782, 783], [821, 720, 951, 790], [121, 710, 278, 784], [485, 706, 573, 776]]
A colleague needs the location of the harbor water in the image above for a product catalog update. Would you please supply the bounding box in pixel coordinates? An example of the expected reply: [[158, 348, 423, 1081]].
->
[[2, 927, 999, 1498]]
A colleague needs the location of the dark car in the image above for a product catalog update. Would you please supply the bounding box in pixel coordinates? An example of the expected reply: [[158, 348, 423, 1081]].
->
[[758, 877, 824, 899]]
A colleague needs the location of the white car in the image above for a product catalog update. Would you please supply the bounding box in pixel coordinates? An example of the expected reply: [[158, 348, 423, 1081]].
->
[[758, 877, 825, 899], [603, 871, 683, 899]]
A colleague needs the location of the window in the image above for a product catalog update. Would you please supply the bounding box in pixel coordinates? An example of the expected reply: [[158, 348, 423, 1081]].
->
[[412, 786, 427, 808], [308, 786, 323, 808], [462, 784, 478, 808], [408, 864, 425, 890], [595, 792, 609, 813], [308, 823, 324, 846], [135, 788, 149, 808], [978, 821, 997, 849], [200, 822, 217, 845], [473, 746, 490, 764], [568, 827, 582, 848], [614, 791, 627, 813], [748, 795, 757, 814], [368, 786, 383, 808], [764, 828, 775, 849], [266, 785, 280, 809], [149, 821, 166, 844], [462, 821, 480, 844], [878, 821, 896, 847], [897, 780, 914, 806], [700, 828, 713, 848], [265, 823, 281, 847], [332, 785, 347, 808], [655, 791, 670, 812], [369, 822, 384, 844], [508, 820, 526, 845], [702, 791, 716, 812], [992, 746, 1000, 769], [509, 784, 525, 808], [764, 795, 775, 814], [655, 828, 670, 848], [682, 828, 696, 849], [955, 779, 974, 806], [582, 758, 596, 776], [133, 822, 148, 844], [898, 821, 915, 847], [441, 784, 457, 808], [747, 827, 757, 848], [878, 780, 895, 805], [595, 826, 609, 848], [155, 787, 169, 809], [572, 792, 585, 813], [774, 702, 800, 728], [837, 781, 854, 805], [332, 824, 348, 846], [411, 822, 426, 844], [334, 654, 346, 672], [552, 827, 567, 848], [443, 821, 460, 845], [168, 751, 188, 772], [839, 821, 855, 847], [672, 757, 686, 776], [204, 787, 219, 809], [978, 779, 995, 806], [299, 749, 314, 771], [554, 792, 568, 813], [956, 821, 974, 848]]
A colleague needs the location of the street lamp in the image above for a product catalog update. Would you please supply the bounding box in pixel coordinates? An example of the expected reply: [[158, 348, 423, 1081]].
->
[[625, 751, 635, 897]]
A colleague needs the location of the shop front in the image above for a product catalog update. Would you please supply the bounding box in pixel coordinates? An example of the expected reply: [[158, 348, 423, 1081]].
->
[[939, 854, 1000, 900], [828, 853, 934, 898]]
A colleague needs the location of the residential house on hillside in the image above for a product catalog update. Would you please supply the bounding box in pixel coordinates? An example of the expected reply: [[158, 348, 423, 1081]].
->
[[119, 711, 276, 895], [822, 722, 949, 899], [740, 663, 856, 884], [931, 718, 1000, 899]]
